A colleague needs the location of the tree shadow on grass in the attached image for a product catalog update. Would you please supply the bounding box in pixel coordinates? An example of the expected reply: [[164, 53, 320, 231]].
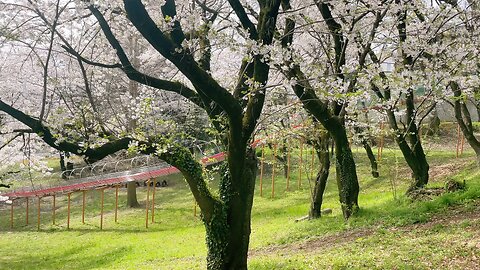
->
[[0, 245, 132, 270]]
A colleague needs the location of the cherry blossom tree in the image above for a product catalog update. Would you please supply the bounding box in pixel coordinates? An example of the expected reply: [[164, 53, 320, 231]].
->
[[1, 0, 283, 268]]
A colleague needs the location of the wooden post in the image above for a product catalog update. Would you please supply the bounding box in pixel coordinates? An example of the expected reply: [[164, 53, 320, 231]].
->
[[82, 190, 86, 224], [151, 179, 155, 223], [299, 140, 303, 189], [310, 146, 315, 180], [456, 124, 461, 158], [461, 133, 465, 156], [100, 188, 104, 230], [259, 145, 264, 197], [10, 201, 14, 230], [145, 180, 150, 229], [271, 144, 277, 198], [115, 186, 119, 223], [67, 193, 71, 230], [37, 196, 41, 231], [378, 122, 385, 160], [286, 145, 290, 191], [52, 194, 55, 225], [25, 197, 29, 225]]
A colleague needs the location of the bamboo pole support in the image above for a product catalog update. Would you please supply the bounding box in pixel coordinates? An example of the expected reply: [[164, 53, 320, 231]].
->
[[151, 179, 156, 223], [67, 193, 71, 230], [286, 146, 291, 191], [271, 144, 277, 198], [52, 194, 55, 225], [145, 180, 150, 229], [10, 201, 14, 230], [37, 196, 41, 231], [100, 188, 104, 230], [82, 190, 86, 224], [115, 186, 119, 223], [259, 145, 264, 197], [25, 197, 29, 225], [299, 140, 303, 189]]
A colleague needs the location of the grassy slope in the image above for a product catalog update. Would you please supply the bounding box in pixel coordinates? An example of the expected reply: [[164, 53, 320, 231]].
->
[[0, 145, 479, 269]]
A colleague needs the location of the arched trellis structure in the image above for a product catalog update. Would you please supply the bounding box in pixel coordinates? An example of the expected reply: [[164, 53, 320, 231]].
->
[[1, 122, 367, 231], [1, 150, 227, 231]]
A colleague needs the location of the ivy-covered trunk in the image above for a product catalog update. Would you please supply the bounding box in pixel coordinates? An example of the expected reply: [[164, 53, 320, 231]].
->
[[154, 143, 257, 270], [309, 132, 330, 219], [331, 125, 360, 219], [206, 147, 257, 269]]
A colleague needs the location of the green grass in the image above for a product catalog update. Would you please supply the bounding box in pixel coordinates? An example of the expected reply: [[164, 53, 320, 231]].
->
[[1, 145, 480, 269]]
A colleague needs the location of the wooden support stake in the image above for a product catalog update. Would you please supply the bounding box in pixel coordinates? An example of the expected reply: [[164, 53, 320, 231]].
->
[[378, 137, 384, 160], [378, 122, 385, 160], [461, 133, 465, 156], [299, 140, 303, 189], [10, 201, 14, 230], [145, 180, 150, 229], [286, 146, 291, 191], [259, 145, 264, 197], [310, 146, 315, 180], [25, 197, 29, 225], [271, 144, 277, 198], [52, 194, 55, 225], [67, 193, 71, 230], [37, 197, 41, 231], [151, 179, 155, 223], [100, 189, 104, 230], [82, 190, 86, 224], [115, 186, 119, 223], [456, 124, 461, 158]]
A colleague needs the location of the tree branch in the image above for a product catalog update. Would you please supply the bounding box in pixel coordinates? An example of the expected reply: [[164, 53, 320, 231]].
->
[[227, 0, 259, 39], [113, 1, 242, 119], [242, 0, 282, 139], [0, 99, 130, 163]]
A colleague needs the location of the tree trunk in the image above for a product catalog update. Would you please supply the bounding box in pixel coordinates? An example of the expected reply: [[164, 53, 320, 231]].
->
[[206, 147, 257, 269], [409, 155, 429, 191], [362, 139, 379, 178], [309, 132, 330, 219], [224, 147, 257, 269], [59, 152, 67, 179], [126, 181, 140, 208], [450, 81, 480, 163], [427, 108, 441, 136], [476, 105, 480, 122], [331, 124, 360, 219], [399, 136, 430, 192]]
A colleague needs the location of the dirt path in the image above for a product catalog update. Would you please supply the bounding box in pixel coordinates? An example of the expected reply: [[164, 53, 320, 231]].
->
[[250, 200, 480, 258]]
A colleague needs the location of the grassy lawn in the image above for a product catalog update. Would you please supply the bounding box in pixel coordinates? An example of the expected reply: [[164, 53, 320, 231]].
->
[[1, 145, 480, 269]]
